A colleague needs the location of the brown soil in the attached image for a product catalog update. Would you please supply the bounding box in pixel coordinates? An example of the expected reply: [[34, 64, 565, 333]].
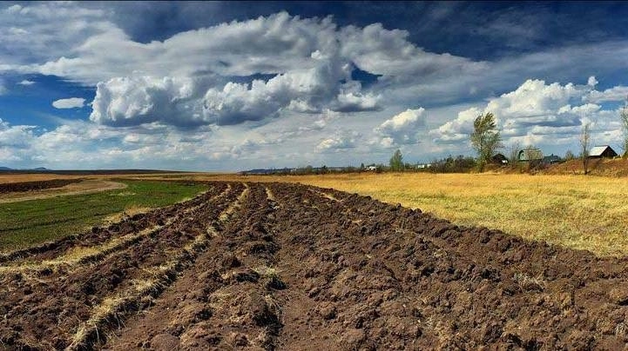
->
[[0, 180, 127, 204], [0, 179, 83, 193], [1, 182, 628, 350]]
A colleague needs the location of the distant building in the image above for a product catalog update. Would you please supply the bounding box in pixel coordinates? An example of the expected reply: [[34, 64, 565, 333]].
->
[[588, 145, 618, 158], [492, 153, 508, 164], [417, 163, 432, 169], [518, 148, 543, 162], [542, 154, 562, 164]]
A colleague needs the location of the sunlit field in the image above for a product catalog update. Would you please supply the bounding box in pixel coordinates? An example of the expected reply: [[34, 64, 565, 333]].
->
[[249, 172, 628, 257], [6, 171, 628, 257], [0, 180, 207, 251], [78, 171, 628, 256]]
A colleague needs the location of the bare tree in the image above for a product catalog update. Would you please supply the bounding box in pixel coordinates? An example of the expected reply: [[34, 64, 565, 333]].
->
[[564, 150, 575, 161], [620, 100, 628, 157], [507, 142, 521, 165], [580, 122, 591, 175]]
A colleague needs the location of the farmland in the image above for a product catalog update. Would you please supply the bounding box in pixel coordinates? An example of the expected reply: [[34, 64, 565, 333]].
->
[[130, 171, 628, 257], [1, 181, 628, 349], [0, 180, 207, 251], [292, 172, 628, 257]]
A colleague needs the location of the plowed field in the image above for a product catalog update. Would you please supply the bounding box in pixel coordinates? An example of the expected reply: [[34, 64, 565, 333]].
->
[[0, 179, 83, 193], [2, 182, 628, 350]]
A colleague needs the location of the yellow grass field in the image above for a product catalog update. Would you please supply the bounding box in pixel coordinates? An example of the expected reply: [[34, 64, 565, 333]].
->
[[279, 172, 628, 257]]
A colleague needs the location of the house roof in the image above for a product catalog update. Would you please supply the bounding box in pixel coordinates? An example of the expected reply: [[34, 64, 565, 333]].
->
[[589, 145, 615, 157], [541, 154, 561, 164]]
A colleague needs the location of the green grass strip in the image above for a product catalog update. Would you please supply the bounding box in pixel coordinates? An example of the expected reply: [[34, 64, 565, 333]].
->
[[0, 180, 207, 251]]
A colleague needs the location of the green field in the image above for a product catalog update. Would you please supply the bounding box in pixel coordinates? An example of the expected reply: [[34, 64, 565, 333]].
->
[[0, 180, 207, 251]]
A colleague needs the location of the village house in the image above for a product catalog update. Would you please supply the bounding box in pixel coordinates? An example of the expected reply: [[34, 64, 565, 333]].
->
[[518, 148, 543, 162], [588, 145, 618, 158], [542, 154, 562, 164]]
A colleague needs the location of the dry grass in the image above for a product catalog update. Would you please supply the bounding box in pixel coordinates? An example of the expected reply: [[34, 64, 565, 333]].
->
[[220, 184, 249, 222], [67, 228, 211, 350], [265, 186, 276, 201], [275, 172, 628, 257], [0, 221, 170, 274], [153, 172, 628, 257], [102, 204, 152, 225]]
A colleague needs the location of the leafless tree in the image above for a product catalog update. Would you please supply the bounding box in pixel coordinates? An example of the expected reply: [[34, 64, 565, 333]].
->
[[507, 142, 521, 165], [620, 99, 628, 157], [580, 122, 591, 175], [564, 150, 575, 161]]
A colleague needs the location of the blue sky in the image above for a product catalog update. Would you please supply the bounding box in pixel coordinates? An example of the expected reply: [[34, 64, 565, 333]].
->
[[1, 1, 628, 170]]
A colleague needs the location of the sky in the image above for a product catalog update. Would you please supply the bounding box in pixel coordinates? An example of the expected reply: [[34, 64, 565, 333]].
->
[[1, 1, 628, 171]]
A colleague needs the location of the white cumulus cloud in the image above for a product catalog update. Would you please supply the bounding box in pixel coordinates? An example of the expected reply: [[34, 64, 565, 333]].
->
[[91, 60, 380, 127], [316, 131, 360, 152], [52, 97, 86, 109], [586, 86, 628, 104], [375, 108, 426, 146], [90, 76, 204, 127]]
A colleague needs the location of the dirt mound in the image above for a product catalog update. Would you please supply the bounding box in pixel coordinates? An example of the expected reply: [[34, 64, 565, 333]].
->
[[0, 179, 83, 193], [1, 182, 627, 350]]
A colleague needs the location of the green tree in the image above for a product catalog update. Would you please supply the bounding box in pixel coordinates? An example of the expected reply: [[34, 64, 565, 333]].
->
[[470, 112, 502, 172], [389, 149, 404, 172]]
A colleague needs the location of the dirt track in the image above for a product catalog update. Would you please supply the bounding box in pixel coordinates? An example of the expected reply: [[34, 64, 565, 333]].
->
[[1, 182, 628, 350]]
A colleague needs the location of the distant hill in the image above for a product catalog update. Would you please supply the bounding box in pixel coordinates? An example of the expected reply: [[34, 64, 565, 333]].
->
[[0, 166, 51, 171]]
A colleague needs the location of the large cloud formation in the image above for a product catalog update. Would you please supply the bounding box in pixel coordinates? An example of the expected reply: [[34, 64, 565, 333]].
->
[[3, 3, 628, 170], [6, 6, 476, 128], [430, 77, 626, 148]]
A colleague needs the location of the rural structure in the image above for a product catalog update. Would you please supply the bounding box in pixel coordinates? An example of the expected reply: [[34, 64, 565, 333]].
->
[[492, 153, 508, 164], [518, 148, 543, 162], [542, 154, 562, 164], [588, 145, 618, 158]]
